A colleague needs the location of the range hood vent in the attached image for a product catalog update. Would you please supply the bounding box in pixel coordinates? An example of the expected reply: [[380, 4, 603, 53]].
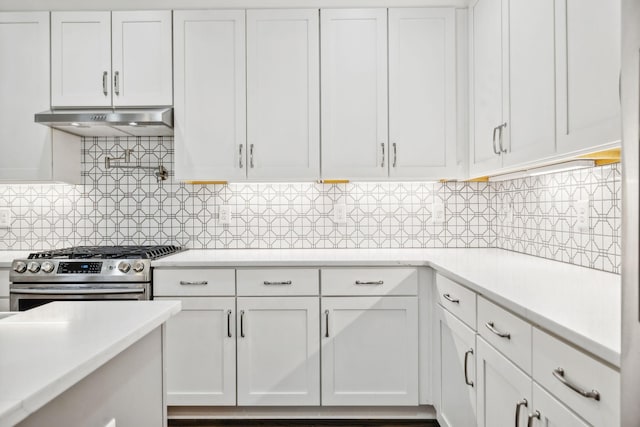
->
[[34, 108, 173, 137]]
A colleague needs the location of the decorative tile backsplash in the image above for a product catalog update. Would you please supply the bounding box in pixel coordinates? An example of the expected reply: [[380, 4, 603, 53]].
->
[[0, 136, 621, 274]]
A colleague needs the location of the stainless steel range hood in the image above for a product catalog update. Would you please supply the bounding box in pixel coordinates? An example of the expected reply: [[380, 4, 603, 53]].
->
[[34, 108, 173, 137]]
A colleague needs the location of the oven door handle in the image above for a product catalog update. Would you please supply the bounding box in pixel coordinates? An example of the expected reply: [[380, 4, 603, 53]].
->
[[10, 289, 145, 295]]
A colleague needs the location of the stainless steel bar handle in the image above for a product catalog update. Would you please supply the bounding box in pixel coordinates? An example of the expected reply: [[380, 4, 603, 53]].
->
[[355, 280, 384, 285], [381, 143, 385, 168], [492, 126, 500, 154], [114, 71, 120, 95], [515, 399, 528, 427], [325, 310, 329, 338], [240, 310, 245, 338], [527, 410, 540, 427], [464, 348, 474, 387], [552, 368, 601, 401], [485, 321, 511, 339], [102, 71, 108, 96], [239, 144, 244, 168], [250, 144, 254, 168], [227, 310, 232, 338], [179, 280, 208, 286], [392, 143, 397, 168], [499, 122, 508, 153], [263, 280, 292, 285], [443, 293, 460, 304], [11, 288, 143, 295]]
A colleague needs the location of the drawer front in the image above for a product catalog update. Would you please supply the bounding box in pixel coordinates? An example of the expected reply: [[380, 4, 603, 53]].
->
[[237, 269, 319, 296], [0, 269, 8, 298], [477, 297, 532, 374], [533, 328, 620, 427], [435, 274, 477, 329], [154, 269, 235, 296], [321, 268, 418, 296]]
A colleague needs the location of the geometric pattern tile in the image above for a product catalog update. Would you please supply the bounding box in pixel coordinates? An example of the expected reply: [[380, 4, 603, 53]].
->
[[0, 135, 621, 274]]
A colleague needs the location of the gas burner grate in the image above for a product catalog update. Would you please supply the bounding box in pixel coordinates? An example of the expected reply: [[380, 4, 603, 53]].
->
[[28, 245, 185, 260]]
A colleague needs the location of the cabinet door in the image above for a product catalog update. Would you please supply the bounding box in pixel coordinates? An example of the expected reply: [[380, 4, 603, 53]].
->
[[320, 9, 388, 179], [236, 297, 320, 406], [555, 0, 621, 155], [321, 296, 418, 406], [0, 12, 52, 181], [469, 0, 504, 176], [156, 297, 236, 406], [477, 337, 531, 427], [51, 11, 111, 107], [503, 0, 556, 167], [389, 8, 457, 179], [531, 383, 590, 427], [246, 9, 320, 181], [173, 10, 246, 181], [436, 307, 477, 427], [112, 11, 173, 106]]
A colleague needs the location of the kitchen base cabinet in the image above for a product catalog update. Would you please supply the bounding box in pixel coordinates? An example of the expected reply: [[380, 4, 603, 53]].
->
[[236, 297, 320, 406], [321, 296, 418, 406], [156, 297, 236, 406], [530, 383, 590, 427]]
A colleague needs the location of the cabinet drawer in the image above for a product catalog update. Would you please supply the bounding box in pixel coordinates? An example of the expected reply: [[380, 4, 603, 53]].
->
[[477, 297, 532, 374], [153, 269, 235, 296], [237, 269, 319, 296], [435, 274, 477, 329], [321, 268, 418, 296], [533, 328, 620, 427], [0, 269, 8, 298]]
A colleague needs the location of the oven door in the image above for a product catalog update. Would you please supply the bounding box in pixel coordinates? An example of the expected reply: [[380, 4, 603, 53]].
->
[[10, 284, 149, 311]]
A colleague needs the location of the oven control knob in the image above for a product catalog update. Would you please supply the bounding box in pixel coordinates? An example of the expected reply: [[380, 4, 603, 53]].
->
[[13, 261, 27, 273], [118, 262, 131, 273], [27, 262, 41, 273], [132, 261, 145, 273], [41, 261, 55, 273]]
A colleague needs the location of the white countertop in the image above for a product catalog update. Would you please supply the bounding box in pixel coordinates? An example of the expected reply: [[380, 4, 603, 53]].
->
[[153, 248, 621, 367], [0, 300, 181, 427]]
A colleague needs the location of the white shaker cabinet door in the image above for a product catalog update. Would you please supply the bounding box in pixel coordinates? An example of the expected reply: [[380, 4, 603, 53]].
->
[[469, 0, 504, 176], [321, 297, 419, 406], [51, 11, 111, 107], [236, 297, 320, 406], [476, 337, 532, 427], [530, 383, 590, 427], [320, 9, 388, 180], [388, 8, 458, 179], [156, 297, 236, 406], [246, 9, 320, 181], [111, 11, 173, 107], [0, 12, 52, 181], [173, 10, 247, 181], [555, 0, 621, 155]]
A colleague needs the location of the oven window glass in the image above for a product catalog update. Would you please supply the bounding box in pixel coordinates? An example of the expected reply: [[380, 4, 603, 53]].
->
[[18, 298, 141, 311]]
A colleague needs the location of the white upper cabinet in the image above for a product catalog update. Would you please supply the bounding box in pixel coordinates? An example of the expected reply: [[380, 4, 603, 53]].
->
[[111, 11, 173, 106], [555, 0, 621, 155], [173, 10, 246, 181], [388, 8, 458, 179], [246, 9, 320, 181], [51, 10, 172, 108], [321, 9, 388, 180]]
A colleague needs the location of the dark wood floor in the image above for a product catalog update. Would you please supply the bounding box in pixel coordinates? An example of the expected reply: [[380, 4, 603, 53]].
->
[[169, 420, 439, 427]]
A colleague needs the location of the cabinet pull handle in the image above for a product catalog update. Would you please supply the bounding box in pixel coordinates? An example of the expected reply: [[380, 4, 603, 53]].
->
[[179, 280, 208, 286], [114, 71, 120, 95], [443, 293, 460, 304], [485, 321, 511, 339], [464, 348, 474, 387], [324, 310, 329, 338], [552, 367, 600, 401], [227, 310, 232, 338], [527, 410, 540, 427], [250, 144, 255, 168], [392, 142, 397, 167], [498, 122, 508, 153], [381, 143, 385, 168], [515, 399, 528, 427], [239, 144, 244, 168], [263, 280, 292, 285], [240, 310, 245, 338], [102, 71, 108, 96], [355, 280, 384, 285], [492, 126, 500, 154]]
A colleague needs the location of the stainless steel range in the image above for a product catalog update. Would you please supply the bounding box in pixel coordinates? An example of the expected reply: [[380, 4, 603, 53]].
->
[[9, 245, 184, 311]]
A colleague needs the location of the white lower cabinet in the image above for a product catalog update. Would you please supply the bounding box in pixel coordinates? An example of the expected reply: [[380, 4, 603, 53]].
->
[[530, 383, 590, 427], [236, 297, 320, 406], [156, 297, 236, 406], [321, 296, 419, 406]]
